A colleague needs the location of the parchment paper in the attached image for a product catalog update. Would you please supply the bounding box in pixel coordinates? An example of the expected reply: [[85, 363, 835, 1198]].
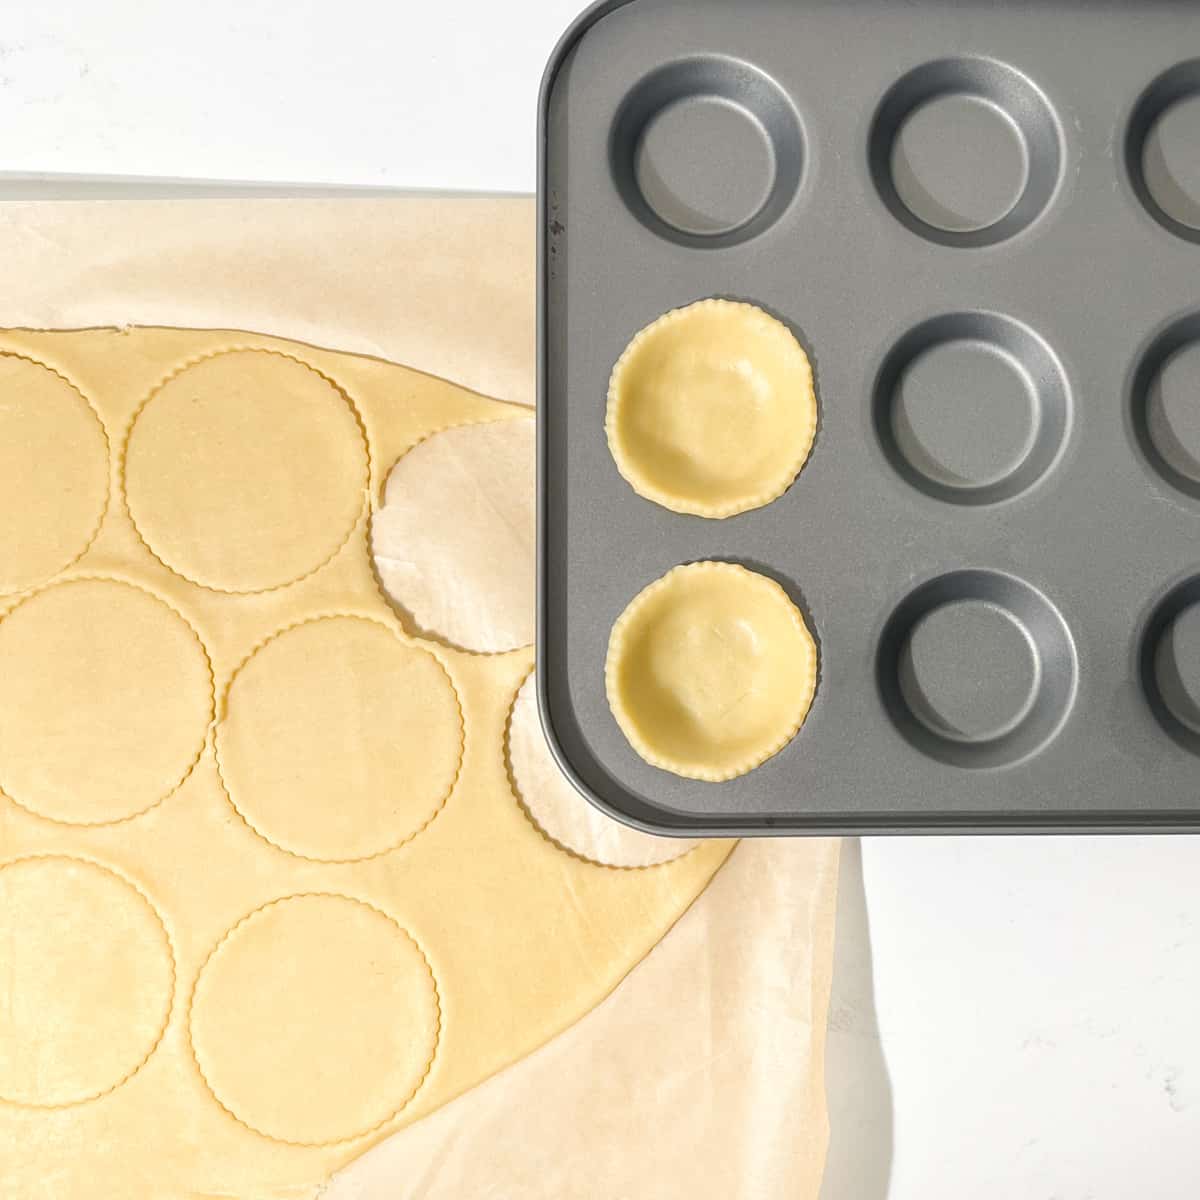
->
[[0, 195, 839, 1199], [0, 197, 534, 407]]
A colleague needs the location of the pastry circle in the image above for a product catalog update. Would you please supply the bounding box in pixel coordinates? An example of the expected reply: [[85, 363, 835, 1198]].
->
[[605, 300, 816, 517], [0, 355, 108, 595], [216, 616, 462, 862], [0, 857, 174, 1106], [189, 894, 439, 1145], [0, 578, 213, 824], [606, 561, 817, 780], [124, 350, 368, 592]]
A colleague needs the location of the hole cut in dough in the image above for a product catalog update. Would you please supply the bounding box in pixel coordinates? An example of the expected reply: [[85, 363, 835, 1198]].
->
[[0, 355, 108, 595], [215, 616, 462, 862], [0, 578, 213, 825], [189, 894, 439, 1146], [606, 300, 816, 517], [606, 561, 818, 781], [372, 418, 534, 653], [0, 857, 174, 1107], [506, 671, 698, 867], [124, 350, 368, 593]]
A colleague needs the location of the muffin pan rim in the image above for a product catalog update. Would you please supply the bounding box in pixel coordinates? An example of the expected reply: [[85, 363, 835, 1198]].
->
[[538, 0, 1200, 835]]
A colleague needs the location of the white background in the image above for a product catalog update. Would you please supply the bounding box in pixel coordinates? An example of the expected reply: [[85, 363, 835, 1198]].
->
[[0, 0, 578, 192], [5, 2, 1200, 1197]]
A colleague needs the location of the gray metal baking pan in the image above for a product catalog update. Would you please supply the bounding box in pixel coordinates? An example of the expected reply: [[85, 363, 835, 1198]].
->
[[537, 0, 1200, 835]]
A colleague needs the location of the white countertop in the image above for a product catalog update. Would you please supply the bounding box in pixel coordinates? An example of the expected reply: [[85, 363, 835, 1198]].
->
[[7, 2, 1199, 1196], [0, 0, 571, 192]]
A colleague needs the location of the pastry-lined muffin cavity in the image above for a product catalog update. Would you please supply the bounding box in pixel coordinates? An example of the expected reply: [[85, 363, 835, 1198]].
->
[[606, 561, 818, 781], [606, 300, 816, 518]]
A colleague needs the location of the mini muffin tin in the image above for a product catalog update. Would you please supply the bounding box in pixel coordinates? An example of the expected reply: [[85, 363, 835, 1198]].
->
[[537, 0, 1200, 834]]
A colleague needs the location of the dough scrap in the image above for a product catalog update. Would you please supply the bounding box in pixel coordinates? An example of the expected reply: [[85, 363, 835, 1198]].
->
[[606, 299, 817, 517], [0, 326, 733, 1200], [606, 561, 818, 780]]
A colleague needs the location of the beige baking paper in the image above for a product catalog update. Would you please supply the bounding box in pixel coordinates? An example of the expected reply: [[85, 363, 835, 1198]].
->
[[325, 837, 839, 1200], [0, 195, 840, 1199], [0, 197, 534, 407]]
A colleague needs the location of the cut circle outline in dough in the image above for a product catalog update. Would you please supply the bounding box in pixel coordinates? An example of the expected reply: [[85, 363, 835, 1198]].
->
[[0, 352, 111, 596], [370, 415, 535, 655], [213, 613, 464, 863], [188, 892, 441, 1147], [504, 668, 700, 869], [0, 854, 176, 1109], [605, 299, 817, 518], [606, 561, 818, 781], [122, 346, 371, 595], [0, 575, 215, 827]]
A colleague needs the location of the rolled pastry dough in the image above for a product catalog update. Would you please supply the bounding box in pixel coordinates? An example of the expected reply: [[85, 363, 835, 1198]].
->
[[0, 326, 733, 1200]]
